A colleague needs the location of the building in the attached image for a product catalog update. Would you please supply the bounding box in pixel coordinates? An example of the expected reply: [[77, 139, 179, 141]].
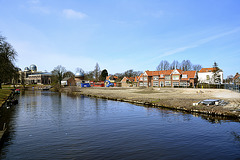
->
[[138, 69, 197, 87], [61, 77, 76, 86], [198, 68, 223, 84], [28, 73, 52, 85], [121, 77, 136, 87], [19, 64, 52, 85], [233, 72, 240, 85]]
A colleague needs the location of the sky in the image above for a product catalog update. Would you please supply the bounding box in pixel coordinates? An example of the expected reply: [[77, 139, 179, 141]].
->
[[0, 0, 240, 77]]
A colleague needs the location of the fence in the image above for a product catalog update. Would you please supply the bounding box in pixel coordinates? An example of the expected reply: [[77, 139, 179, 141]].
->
[[224, 84, 240, 93]]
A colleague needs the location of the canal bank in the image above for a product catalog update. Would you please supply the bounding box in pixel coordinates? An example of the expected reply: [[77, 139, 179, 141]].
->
[[62, 87, 240, 119], [0, 89, 13, 107]]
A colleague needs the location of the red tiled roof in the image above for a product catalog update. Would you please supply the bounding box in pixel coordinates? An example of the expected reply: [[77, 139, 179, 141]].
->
[[181, 71, 196, 80], [106, 75, 118, 80], [121, 77, 135, 83], [143, 69, 196, 81], [199, 68, 217, 73]]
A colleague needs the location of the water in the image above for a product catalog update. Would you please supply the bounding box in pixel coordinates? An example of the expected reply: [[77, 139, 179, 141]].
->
[[0, 90, 240, 159]]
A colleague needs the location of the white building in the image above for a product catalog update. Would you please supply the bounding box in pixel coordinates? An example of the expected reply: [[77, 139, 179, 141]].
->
[[198, 68, 223, 84]]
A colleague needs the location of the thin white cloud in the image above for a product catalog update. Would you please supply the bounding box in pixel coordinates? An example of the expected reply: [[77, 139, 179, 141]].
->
[[28, 0, 40, 4], [63, 9, 88, 19], [156, 27, 240, 59]]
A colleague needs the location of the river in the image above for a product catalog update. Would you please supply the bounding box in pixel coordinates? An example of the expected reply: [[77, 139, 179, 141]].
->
[[0, 90, 240, 159]]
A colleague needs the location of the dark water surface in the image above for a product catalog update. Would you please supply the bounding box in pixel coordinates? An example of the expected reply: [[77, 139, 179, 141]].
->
[[0, 91, 240, 160]]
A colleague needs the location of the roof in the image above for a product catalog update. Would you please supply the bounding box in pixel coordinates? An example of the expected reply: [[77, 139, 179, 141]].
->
[[181, 71, 196, 80], [106, 75, 118, 80], [199, 67, 223, 73], [141, 69, 196, 81], [121, 77, 135, 83], [62, 77, 72, 81]]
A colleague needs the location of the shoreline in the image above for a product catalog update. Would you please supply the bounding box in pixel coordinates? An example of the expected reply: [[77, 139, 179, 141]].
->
[[61, 87, 240, 120]]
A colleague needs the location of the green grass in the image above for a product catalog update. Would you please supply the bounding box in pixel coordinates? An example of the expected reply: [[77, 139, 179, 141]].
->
[[0, 86, 14, 106]]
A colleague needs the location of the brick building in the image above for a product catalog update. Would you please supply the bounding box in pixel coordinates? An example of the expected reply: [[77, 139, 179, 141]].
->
[[138, 69, 197, 87]]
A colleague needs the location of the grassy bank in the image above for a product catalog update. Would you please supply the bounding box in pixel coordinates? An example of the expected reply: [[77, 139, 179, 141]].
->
[[0, 88, 12, 107]]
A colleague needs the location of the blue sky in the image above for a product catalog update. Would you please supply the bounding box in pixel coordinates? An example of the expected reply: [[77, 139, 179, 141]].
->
[[0, 0, 240, 77]]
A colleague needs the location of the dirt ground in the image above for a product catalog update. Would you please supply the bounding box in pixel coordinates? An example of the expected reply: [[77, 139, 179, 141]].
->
[[64, 87, 240, 118]]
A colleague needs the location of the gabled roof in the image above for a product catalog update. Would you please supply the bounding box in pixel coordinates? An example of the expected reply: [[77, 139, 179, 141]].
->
[[62, 77, 72, 81], [106, 75, 118, 80], [121, 77, 135, 83], [199, 68, 223, 73], [181, 71, 196, 80], [142, 69, 196, 81]]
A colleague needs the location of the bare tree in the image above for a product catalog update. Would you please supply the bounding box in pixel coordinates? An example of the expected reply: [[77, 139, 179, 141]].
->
[[212, 62, 221, 84], [76, 67, 84, 74], [192, 64, 202, 71], [51, 65, 67, 85], [63, 71, 75, 78], [156, 60, 170, 70], [181, 60, 192, 71], [170, 60, 180, 70], [94, 63, 101, 81]]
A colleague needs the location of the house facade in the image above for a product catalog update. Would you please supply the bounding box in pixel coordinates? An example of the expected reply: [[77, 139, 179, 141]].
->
[[121, 77, 136, 87], [138, 69, 197, 87], [198, 68, 223, 84], [28, 73, 52, 85], [61, 77, 76, 86]]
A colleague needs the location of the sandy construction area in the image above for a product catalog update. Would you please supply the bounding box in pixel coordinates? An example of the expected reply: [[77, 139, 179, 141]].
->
[[64, 87, 240, 118]]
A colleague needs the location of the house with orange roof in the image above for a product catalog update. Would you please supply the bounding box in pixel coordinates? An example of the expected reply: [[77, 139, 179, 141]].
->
[[121, 76, 137, 87], [138, 69, 197, 87], [198, 67, 223, 84]]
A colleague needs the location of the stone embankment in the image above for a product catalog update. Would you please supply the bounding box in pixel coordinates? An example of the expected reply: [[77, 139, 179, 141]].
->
[[61, 87, 240, 119]]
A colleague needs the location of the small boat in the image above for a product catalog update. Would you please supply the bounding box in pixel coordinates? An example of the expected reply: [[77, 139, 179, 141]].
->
[[202, 99, 220, 105], [15, 89, 20, 94]]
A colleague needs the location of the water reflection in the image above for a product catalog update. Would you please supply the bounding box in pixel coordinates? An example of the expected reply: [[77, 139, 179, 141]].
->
[[0, 90, 240, 159]]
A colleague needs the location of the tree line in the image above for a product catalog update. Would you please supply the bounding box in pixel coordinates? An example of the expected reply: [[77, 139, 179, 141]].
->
[[51, 63, 143, 86], [156, 60, 202, 71], [0, 35, 18, 89], [51, 63, 109, 86]]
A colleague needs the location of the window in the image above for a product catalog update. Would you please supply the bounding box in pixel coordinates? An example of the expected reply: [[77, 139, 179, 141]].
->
[[160, 74, 164, 78], [143, 77, 148, 81], [139, 82, 143, 86], [182, 75, 187, 78], [165, 75, 171, 80], [143, 82, 148, 86], [172, 75, 179, 80], [153, 76, 159, 80], [173, 82, 179, 86], [165, 81, 171, 86], [153, 81, 159, 86], [206, 75, 210, 80], [140, 77, 143, 81], [180, 82, 187, 86]]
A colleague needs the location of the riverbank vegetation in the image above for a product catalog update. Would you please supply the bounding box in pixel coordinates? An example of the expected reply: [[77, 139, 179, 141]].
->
[[0, 87, 12, 107], [0, 34, 18, 89]]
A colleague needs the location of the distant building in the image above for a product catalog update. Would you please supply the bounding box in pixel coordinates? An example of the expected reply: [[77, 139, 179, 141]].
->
[[138, 69, 197, 87], [19, 64, 52, 85], [198, 68, 223, 84], [121, 77, 136, 87], [61, 77, 76, 86], [28, 73, 52, 85]]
